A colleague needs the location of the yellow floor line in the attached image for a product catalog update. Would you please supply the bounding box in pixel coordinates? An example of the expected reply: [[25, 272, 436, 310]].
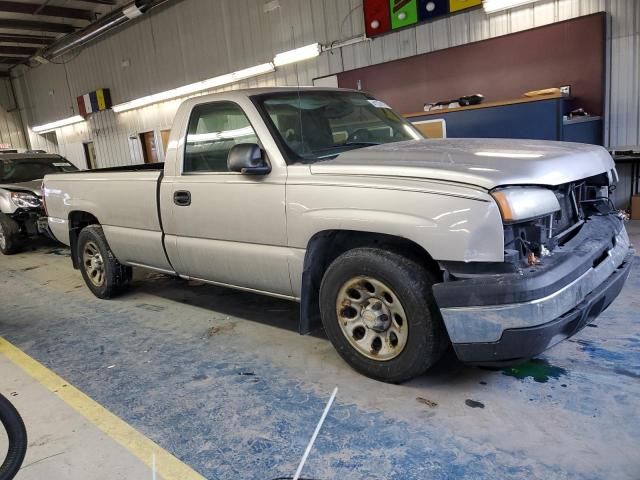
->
[[0, 336, 207, 480]]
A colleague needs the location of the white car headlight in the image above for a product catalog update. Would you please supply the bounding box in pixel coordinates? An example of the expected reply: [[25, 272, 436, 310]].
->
[[491, 187, 560, 223], [10, 192, 41, 209]]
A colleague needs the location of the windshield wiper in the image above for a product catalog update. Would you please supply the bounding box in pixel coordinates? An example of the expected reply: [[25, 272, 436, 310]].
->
[[343, 141, 380, 147], [311, 142, 381, 154]]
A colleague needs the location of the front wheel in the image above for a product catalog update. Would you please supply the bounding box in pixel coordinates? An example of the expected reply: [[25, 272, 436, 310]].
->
[[0, 393, 27, 480], [319, 248, 449, 383], [0, 214, 21, 255], [77, 225, 132, 299]]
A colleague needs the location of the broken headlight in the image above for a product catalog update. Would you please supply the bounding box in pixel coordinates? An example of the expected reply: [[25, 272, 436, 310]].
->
[[491, 187, 560, 224], [10, 192, 41, 209]]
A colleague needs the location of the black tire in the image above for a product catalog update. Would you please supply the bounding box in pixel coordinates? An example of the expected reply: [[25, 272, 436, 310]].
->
[[0, 393, 27, 480], [319, 248, 448, 383], [77, 225, 132, 299], [0, 214, 21, 256]]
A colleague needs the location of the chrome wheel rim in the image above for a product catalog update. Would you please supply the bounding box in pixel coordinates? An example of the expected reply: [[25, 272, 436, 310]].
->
[[0, 224, 5, 250], [336, 276, 408, 361], [83, 241, 105, 287]]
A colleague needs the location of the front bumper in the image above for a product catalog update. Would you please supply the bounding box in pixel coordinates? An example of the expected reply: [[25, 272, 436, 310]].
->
[[36, 215, 55, 239], [10, 208, 49, 238], [433, 215, 634, 364]]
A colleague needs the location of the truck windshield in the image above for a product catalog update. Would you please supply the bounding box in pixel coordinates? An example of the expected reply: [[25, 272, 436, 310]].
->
[[255, 91, 423, 163], [0, 157, 77, 183]]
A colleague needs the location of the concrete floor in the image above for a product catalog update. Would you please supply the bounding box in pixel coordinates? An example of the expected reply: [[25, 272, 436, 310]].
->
[[0, 356, 153, 479], [0, 221, 639, 480]]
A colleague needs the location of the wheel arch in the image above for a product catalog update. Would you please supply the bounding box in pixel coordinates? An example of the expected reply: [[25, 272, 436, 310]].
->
[[299, 229, 441, 335], [68, 211, 101, 269]]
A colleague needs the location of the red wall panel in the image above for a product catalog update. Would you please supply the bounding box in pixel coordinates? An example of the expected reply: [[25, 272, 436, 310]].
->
[[337, 13, 605, 116]]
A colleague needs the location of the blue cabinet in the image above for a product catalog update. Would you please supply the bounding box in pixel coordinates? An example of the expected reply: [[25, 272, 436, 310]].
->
[[407, 96, 603, 145]]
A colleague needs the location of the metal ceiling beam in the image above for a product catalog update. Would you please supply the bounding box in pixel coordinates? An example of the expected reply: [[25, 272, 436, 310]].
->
[[0, 19, 77, 33], [73, 0, 116, 5], [0, 57, 22, 64], [0, 1, 95, 21], [0, 33, 56, 45], [0, 46, 38, 56]]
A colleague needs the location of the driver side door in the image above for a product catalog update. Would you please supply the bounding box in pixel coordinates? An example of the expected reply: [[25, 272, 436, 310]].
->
[[161, 100, 292, 297]]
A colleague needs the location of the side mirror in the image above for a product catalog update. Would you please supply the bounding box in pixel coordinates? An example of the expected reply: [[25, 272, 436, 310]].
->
[[228, 143, 271, 175]]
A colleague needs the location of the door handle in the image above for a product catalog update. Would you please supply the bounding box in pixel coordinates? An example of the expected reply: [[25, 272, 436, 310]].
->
[[174, 190, 191, 206]]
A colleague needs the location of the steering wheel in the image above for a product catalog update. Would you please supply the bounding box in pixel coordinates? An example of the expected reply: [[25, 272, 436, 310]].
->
[[347, 128, 374, 144]]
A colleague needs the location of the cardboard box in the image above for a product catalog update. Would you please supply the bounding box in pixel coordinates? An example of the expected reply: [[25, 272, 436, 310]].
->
[[632, 195, 640, 220]]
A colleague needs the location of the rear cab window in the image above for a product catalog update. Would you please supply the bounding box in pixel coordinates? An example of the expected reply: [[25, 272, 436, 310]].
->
[[183, 102, 258, 173]]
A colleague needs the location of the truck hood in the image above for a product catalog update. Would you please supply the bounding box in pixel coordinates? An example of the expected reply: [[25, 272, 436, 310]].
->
[[310, 139, 615, 190], [0, 180, 42, 196]]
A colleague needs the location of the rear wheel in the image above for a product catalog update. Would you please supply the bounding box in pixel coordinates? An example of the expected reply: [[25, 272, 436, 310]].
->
[[320, 248, 448, 383], [0, 214, 21, 255], [77, 225, 132, 299]]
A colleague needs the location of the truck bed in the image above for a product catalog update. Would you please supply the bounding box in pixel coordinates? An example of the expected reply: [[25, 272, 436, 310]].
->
[[65, 163, 165, 174], [44, 168, 165, 263]]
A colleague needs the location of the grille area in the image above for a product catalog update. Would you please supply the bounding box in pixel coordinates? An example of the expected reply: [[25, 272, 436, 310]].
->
[[551, 183, 583, 235], [502, 181, 603, 266]]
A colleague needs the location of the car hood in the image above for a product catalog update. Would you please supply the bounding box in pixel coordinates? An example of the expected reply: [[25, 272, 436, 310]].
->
[[309, 138, 615, 189], [0, 180, 42, 196]]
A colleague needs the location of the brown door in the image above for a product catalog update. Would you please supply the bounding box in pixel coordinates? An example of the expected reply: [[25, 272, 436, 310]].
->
[[160, 129, 171, 158], [139, 131, 159, 164], [83, 141, 97, 169]]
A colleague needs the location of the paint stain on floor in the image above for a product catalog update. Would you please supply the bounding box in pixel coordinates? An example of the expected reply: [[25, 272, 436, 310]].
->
[[502, 358, 567, 383], [46, 248, 70, 257], [465, 399, 485, 409], [416, 396, 438, 408]]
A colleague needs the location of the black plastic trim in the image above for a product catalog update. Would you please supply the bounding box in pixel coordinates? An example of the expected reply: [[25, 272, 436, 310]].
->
[[433, 214, 624, 308], [452, 253, 633, 364]]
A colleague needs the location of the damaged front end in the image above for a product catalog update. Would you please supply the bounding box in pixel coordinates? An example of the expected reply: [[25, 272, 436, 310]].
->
[[501, 171, 624, 268], [1, 188, 52, 239], [433, 170, 635, 365]]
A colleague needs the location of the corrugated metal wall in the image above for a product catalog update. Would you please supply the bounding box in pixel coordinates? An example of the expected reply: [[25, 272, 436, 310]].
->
[[10, 0, 640, 169], [0, 78, 27, 151]]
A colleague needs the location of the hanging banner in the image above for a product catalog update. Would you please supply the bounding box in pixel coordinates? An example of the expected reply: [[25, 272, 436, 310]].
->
[[77, 88, 112, 117]]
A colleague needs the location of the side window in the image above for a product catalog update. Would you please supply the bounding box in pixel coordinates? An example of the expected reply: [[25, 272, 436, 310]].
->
[[184, 102, 258, 173]]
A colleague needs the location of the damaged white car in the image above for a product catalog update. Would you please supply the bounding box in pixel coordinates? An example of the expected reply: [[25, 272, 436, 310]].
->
[[0, 153, 77, 254]]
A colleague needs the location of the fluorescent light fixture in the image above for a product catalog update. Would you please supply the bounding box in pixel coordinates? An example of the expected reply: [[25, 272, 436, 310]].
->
[[32, 55, 49, 64], [112, 62, 275, 113], [273, 43, 321, 67], [483, 0, 539, 14], [32, 115, 85, 133], [122, 4, 143, 19]]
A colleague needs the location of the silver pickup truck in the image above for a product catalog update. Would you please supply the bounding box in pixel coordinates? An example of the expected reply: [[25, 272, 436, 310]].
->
[[43, 87, 634, 382]]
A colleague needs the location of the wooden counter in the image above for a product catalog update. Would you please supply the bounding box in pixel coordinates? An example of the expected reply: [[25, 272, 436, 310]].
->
[[404, 93, 566, 119]]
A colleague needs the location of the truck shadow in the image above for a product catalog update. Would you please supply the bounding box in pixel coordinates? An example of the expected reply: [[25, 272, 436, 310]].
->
[[129, 272, 314, 335], [127, 271, 475, 380], [22, 238, 69, 255]]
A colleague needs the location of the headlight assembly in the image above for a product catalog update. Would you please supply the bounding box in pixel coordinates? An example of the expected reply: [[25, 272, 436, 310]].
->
[[10, 192, 41, 209], [491, 187, 560, 223]]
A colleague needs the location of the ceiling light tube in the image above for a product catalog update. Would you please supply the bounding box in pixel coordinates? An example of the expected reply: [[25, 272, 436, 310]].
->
[[273, 43, 322, 67], [112, 62, 275, 113], [32, 115, 85, 133], [483, 0, 539, 14]]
